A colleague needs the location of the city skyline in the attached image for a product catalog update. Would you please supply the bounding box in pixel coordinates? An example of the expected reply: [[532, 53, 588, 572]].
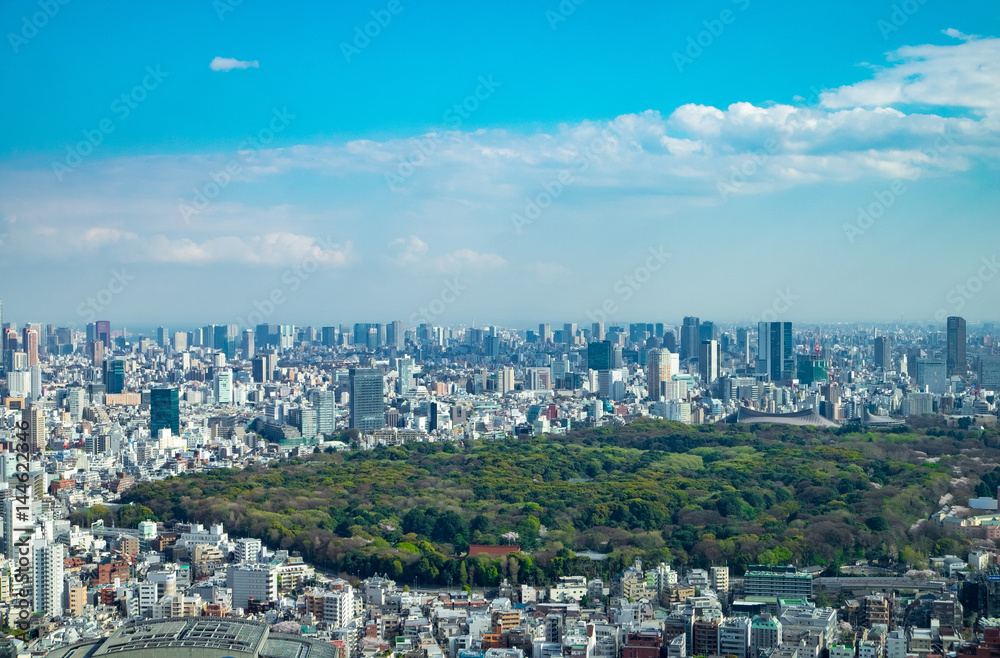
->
[[0, 2, 998, 325]]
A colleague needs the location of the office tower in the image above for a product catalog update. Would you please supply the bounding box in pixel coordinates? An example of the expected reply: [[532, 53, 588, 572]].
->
[[27, 405, 44, 452], [979, 355, 1000, 390], [916, 358, 947, 394], [483, 335, 500, 358], [156, 326, 169, 348], [33, 539, 64, 616], [96, 320, 110, 348], [107, 358, 126, 394], [681, 317, 700, 360], [173, 331, 188, 352], [29, 364, 41, 401], [90, 339, 104, 366], [539, 324, 552, 344], [500, 366, 515, 395], [947, 316, 967, 376], [214, 368, 233, 405], [757, 322, 794, 382], [366, 327, 378, 351], [397, 358, 414, 395], [387, 320, 404, 350], [699, 340, 720, 384], [647, 348, 673, 401], [527, 367, 552, 390], [150, 386, 181, 437], [322, 326, 338, 347], [349, 368, 385, 432], [873, 336, 891, 371], [736, 328, 750, 362], [588, 340, 612, 371], [591, 322, 605, 342], [598, 368, 623, 398], [227, 563, 278, 610], [309, 390, 337, 435], [214, 324, 238, 359], [252, 355, 270, 383], [241, 329, 254, 358], [563, 323, 577, 345], [699, 321, 717, 343], [203, 324, 217, 349], [22, 327, 38, 366], [67, 387, 86, 422], [279, 325, 294, 350]]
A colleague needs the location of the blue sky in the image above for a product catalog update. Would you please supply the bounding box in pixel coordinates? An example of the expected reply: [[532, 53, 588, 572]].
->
[[0, 0, 998, 330]]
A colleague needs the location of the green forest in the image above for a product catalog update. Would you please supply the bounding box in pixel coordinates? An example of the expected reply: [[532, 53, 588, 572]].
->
[[114, 419, 1000, 587]]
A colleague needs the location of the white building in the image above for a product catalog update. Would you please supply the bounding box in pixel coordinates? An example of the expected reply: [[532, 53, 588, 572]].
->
[[227, 563, 278, 610], [32, 539, 63, 616], [235, 537, 261, 564], [323, 580, 357, 628]]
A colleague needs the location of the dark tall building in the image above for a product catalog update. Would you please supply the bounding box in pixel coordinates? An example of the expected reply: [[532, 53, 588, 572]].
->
[[948, 316, 967, 376], [699, 321, 717, 343], [106, 359, 126, 394], [321, 326, 338, 347], [150, 386, 180, 438], [254, 324, 279, 351], [588, 340, 612, 371], [349, 368, 385, 432], [214, 324, 238, 359], [96, 320, 111, 349], [387, 320, 404, 351], [156, 326, 169, 349], [758, 322, 794, 382], [874, 335, 891, 371], [681, 317, 700, 360]]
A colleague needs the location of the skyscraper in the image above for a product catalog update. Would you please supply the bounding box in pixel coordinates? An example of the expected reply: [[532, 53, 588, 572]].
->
[[647, 348, 674, 401], [27, 405, 45, 452], [90, 339, 104, 367], [309, 389, 337, 436], [588, 340, 612, 371], [681, 317, 700, 360], [349, 368, 385, 432], [96, 320, 111, 348], [214, 368, 233, 405], [699, 340, 720, 384], [873, 336, 891, 371], [22, 327, 38, 367], [156, 326, 169, 349], [387, 320, 404, 350], [947, 316, 967, 376], [538, 324, 552, 344], [563, 323, 577, 345], [150, 386, 180, 437], [107, 358, 126, 394], [32, 539, 64, 616], [757, 322, 794, 382], [591, 322, 605, 342]]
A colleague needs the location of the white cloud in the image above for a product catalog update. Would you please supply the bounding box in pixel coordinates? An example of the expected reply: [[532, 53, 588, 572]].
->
[[821, 33, 1000, 113], [209, 57, 260, 72], [433, 248, 506, 274], [389, 235, 429, 265], [137, 233, 356, 267]]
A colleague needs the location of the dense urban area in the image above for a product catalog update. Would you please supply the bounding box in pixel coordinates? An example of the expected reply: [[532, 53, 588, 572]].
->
[[3, 308, 1000, 658]]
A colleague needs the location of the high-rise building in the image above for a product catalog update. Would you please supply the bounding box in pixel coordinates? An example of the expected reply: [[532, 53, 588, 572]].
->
[[916, 358, 947, 394], [252, 355, 270, 383], [681, 317, 700, 360], [90, 339, 105, 366], [979, 355, 1000, 390], [96, 320, 111, 348], [309, 390, 337, 436], [538, 324, 552, 344], [349, 368, 385, 432], [592, 322, 605, 342], [588, 341, 612, 371], [647, 348, 674, 401], [151, 386, 180, 438], [757, 322, 794, 382], [67, 387, 87, 422], [214, 368, 233, 405], [321, 326, 338, 347], [107, 358, 126, 394], [156, 326, 169, 349], [22, 327, 38, 367], [948, 316, 967, 376], [874, 335, 891, 371], [33, 539, 64, 616], [500, 366, 515, 395], [173, 331, 188, 352], [563, 323, 578, 345], [699, 340, 720, 384], [241, 329, 254, 358], [397, 358, 414, 396], [27, 405, 44, 452], [387, 320, 404, 350]]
